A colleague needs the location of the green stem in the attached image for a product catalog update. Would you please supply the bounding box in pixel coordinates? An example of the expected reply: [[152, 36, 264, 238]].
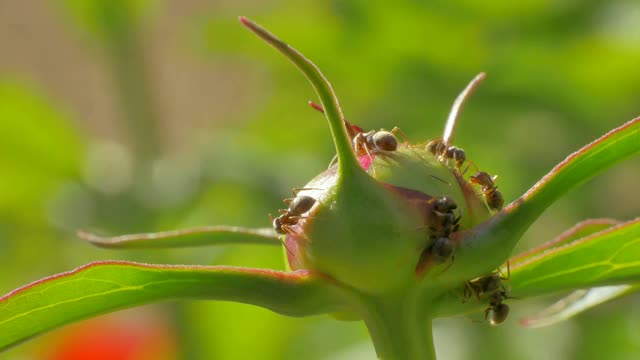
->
[[362, 296, 436, 360]]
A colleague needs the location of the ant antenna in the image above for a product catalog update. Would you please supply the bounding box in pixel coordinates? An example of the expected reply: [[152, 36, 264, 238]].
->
[[442, 73, 486, 146]]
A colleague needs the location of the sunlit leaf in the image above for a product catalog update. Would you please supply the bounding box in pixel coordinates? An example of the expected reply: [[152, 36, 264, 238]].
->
[[509, 218, 640, 298], [510, 218, 620, 266], [511, 219, 640, 328], [0, 261, 351, 351], [455, 116, 640, 280]]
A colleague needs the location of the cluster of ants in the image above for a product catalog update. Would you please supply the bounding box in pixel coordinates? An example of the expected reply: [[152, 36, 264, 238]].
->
[[272, 73, 510, 324]]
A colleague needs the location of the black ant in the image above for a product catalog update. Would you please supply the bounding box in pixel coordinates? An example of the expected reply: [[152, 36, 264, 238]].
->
[[469, 171, 504, 211], [353, 129, 399, 154], [486, 292, 510, 325], [272, 195, 317, 235], [426, 139, 467, 170], [464, 263, 511, 325], [308, 101, 402, 166], [415, 197, 461, 275], [427, 73, 486, 172]]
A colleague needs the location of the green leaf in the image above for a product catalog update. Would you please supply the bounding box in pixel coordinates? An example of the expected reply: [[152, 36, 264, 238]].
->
[[509, 218, 640, 298], [78, 226, 280, 249], [509, 219, 634, 328], [430, 218, 628, 319], [0, 261, 351, 351], [510, 218, 620, 266], [454, 116, 640, 280]]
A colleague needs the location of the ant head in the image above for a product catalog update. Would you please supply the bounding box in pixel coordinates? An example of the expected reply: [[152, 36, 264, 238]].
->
[[450, 147, 465, 161], [272, 216, 284, 235], [434, 196, 458, 213]]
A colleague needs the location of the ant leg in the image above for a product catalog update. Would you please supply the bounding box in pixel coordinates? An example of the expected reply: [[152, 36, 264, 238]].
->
[[437, 149, 450, 165], [292, 187, 323, 196], [437, 257, 455, 275], [327, 154, 338, 168], [500, 260, 511, 281], [463, 282, 479, 303], [280, 234, 295, 257], [390, 126, 411, 145], [484, 307, 491, 322], [463, 160, 480, 175], [355, 135, 376, 176], [352, 133, 362, 152], [429, 173, 452, 186]]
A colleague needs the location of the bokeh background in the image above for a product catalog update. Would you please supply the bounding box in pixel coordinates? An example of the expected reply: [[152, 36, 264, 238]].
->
[[2, 0, 640, 359]]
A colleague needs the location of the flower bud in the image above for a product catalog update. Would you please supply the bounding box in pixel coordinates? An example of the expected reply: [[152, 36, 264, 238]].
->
[[284, 145, 491, 293]]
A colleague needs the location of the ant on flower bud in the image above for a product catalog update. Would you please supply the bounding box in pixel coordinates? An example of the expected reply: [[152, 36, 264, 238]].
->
[[464, 264, 511, 325], [415, 196, 461, 275], [470, 171, 504, 211], [426, 73, 486, 173], [426, 139, 468, 170], [486, 295, 510, 325], [354, 129, 399, 153], [273, 195, 317, 235], [308, 101, 402, 166]]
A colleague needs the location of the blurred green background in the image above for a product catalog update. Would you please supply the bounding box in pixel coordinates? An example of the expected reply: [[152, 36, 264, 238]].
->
[[1, 0, 640, 359]]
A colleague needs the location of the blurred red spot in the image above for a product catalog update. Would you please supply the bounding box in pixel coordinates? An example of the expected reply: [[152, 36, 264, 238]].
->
[[40, 310, 176, 360]]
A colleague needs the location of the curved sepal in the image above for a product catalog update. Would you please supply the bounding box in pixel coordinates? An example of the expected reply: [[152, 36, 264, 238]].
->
[[239, 16, 362, 176], [0, 261, 352, 351], [78, 226, 279, 249]]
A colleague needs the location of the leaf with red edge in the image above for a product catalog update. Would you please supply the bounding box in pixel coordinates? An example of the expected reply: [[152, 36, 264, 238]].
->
[[0, 261, 351, 351], [510, 218, 620, 267], [454, 116, 640, 281], [509, 218, 640, 298]]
